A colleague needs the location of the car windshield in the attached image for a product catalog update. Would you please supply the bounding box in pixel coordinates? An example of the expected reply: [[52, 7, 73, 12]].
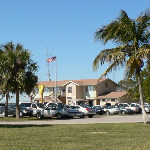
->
[[124, 104, 129, 107], [95, 106, 101, 109], [130, 104, 136, 107], [70, 106, 80, 109], [20, 103, 31, 107], [37, 103, 45, 108], [0, 103, 5, 107], [81, 104, 92, 108], [104, 106, 112, 109], [65, 105, 70, 109]]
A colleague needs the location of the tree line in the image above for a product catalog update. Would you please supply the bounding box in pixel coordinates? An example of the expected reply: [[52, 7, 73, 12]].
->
[[118, 65, 150, 102]]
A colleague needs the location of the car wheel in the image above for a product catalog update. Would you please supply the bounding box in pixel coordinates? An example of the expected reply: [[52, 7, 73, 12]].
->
[[88, 115, 94, 118], [36, 113, 42, 119], [57, 113, 62, 119], [106, 111, 110, 115], [122, 111, 126, 115], [29, 114, 33, 117], [80, 113, 85, 118]]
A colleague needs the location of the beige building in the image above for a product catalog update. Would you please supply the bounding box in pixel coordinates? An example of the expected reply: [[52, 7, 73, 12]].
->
[[34, 78, 128, 106], [96, 91, 130, 106]]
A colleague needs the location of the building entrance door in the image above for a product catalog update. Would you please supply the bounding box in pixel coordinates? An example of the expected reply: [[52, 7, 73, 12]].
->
[[89, 100, 93, 106]]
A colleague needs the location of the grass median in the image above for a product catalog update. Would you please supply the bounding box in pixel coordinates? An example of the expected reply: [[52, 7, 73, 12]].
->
[[0, 123, 150, 150]]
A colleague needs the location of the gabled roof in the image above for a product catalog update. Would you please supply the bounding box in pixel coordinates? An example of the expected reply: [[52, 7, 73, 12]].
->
[[38, 78, 109, 87], [97, 91, 127, 99]]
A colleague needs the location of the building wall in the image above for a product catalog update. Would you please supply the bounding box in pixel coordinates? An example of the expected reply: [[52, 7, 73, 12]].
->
[[96, 94, 130, 106], [66, 83, 77, 105], [34, 79, 118, 105], [118, 94, 131, 103], [96, 80, 117, 96], [76, 86, 84, 99]]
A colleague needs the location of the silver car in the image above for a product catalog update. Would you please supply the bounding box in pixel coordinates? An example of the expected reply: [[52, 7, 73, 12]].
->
[[103, 106, 120, 115], [34, 103, 81, 119], [70, 105, 96, 118]]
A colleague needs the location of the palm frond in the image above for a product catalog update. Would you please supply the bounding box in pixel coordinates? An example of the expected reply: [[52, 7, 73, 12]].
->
[[93, 45, 132, 71], [95, 10, 134, 45], [98, 55, 126, 81], [136, 12, 150, 44], [137, 48, 150, 59]]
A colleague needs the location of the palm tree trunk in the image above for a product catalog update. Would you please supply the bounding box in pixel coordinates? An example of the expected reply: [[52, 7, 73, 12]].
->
[[16, 89, 20, 119], [5, 93, 9, 117], [138, 75, 150, 124]]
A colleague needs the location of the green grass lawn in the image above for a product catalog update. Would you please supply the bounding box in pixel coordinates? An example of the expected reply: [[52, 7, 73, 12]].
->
[[0, 116, 50, 121], [0, 123, 150, 150]]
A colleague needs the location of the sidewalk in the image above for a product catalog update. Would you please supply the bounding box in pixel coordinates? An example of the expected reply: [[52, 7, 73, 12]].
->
[[0, 115, 145, 125]]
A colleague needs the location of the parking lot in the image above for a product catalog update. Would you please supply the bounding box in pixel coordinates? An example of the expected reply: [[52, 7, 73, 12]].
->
[[0, 114, 146, 125]]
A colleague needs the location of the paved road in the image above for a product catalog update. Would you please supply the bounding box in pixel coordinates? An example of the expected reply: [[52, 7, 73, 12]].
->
[[0, 115, 146, 125]]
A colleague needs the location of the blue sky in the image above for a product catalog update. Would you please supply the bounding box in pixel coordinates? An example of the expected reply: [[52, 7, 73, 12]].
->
[[0, 0, 149, 85]]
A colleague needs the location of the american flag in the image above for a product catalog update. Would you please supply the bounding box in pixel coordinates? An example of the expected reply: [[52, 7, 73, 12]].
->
[[47, 56, 56, 63]]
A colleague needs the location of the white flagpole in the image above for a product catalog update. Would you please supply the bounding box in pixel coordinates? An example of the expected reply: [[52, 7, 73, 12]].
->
[[47, 61, 50, 81], [55, 57, 57, 102], [46, 46, 51, 81]]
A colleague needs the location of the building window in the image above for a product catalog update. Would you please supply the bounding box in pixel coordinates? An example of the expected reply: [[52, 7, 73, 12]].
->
[[111, 99, 115, 102], [67, 97, 72, 100], [88, 86, 94, 91], [68, 87, 72, 93], [44, 87, 49, 92], [102, 99, 105, 102], [62, 88, 65, 93], [85, 86, 88, 92]]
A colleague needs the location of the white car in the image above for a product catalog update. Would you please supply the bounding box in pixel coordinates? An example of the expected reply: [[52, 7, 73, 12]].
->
[[118, 103, 141, 113], [103, 106, 120, 115], [144, 106, 150, 113], [129, 103, 141, 113], [70, 105, 96, 118]]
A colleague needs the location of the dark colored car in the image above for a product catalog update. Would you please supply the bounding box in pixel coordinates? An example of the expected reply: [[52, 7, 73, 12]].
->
[[2, 103, 16, 116], [119, 107, 134, 115], [0, 103, 5, 114], [2, 104, 33, 117], [20, 107, 33, 117], [93, 106, 105, 115]]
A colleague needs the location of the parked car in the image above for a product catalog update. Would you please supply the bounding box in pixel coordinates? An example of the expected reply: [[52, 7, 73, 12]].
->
[[55, 104, 82, 119], [70, 104, 96, 118], [20, 102, 33, 109], [103, 105, 120, 115], [1, 104, 33, 117], [144, 106, 150, 113], [129, 103, 141, 113], [119, 107, 134, 115], [118, 103, 141, 113], [34, 107, 57, 119], [93, 105, 105, 115], [34, 103, 82, 119], [0, 103, 5, 114], [2, 103, 16, 116], [20, 107, 33, 117], [118, 103, 130, 108], [144, 103, 150, 107], [0, 103, 5, 107]]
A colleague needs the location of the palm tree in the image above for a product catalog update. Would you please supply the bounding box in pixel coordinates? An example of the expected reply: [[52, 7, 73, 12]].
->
[[93, 10, 150, 124], [0, 42, 38, 119]]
